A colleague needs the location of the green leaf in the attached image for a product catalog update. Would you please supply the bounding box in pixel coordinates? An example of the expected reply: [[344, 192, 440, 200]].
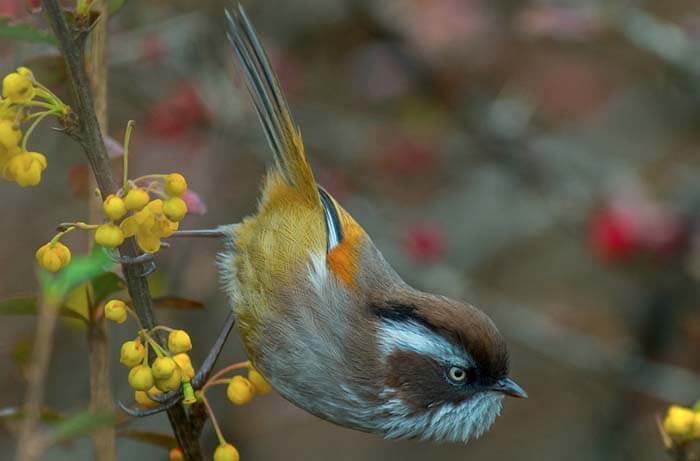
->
[[0, 17, 57, 45], [117, 430, 177, 449], [0, 296, 87, 321], [91, 272, 126, 306], [39, 247, 113, 301], [47, 410, 115, 445], [152, 296, 204, 310], [108, 0, 127, 14]]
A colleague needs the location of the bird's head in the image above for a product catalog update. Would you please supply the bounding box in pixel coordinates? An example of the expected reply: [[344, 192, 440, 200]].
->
[[369, 292, 526, 442]]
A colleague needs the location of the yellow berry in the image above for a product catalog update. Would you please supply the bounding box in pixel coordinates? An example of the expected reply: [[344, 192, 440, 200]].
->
[[173, 353, 195, 381], [135, 231, 161, 254], [40, 249, 62, 272], [169, 448, 184, 461], [104, 299, 128, 324], [213, 443, 239, 461], [124, 188, 150, 211], [35, 243, 69, 272], [119, 340, 145, 368], [167, 330, 192, 354], [51, 243, 70, 268], [94, 223, 125, 248], [154, 365, 182, 392], [152, 356, 177, 380], [664, 405, 696, 438], [226, 375, 255, 405], [0, 120, 20, 149], [16, 67, 33, 79], [134, 390, 159, 408], [163, 197, 187, 222], [164, 173, 187, 197], [2, 72, 35, 103], [27, 151, 46, 169], [248, 368, 272, 395], [128, 365, 155, 391], [35, 243, 51, 263], [5, 152, 45, 187], [103, 194, 127, 221], [147, 385, 163, 400]]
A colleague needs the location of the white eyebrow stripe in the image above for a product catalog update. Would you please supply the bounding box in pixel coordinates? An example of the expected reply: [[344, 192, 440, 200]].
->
[[378, 319, 473, 368]]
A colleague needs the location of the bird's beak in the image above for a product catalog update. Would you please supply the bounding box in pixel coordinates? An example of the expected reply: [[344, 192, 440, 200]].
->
[[491, 377, 528, 398]]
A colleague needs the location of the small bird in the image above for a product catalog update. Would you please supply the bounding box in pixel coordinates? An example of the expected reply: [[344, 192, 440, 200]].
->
[[219, 5, 526, 442]]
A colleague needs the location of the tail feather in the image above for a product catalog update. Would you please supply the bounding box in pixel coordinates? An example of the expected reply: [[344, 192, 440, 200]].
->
[[225, 5, 317, 199]]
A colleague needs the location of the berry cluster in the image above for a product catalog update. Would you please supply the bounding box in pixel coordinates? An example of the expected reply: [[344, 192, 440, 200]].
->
[[0, 67, 70, 187], [95, 172, 188, 252], [106, 295, 272, 460], [35, 120, 190, 272], [104, 299, 198, 407]]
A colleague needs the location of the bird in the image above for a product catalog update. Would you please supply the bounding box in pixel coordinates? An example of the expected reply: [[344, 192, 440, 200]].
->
[[218, 4, 527, 443]]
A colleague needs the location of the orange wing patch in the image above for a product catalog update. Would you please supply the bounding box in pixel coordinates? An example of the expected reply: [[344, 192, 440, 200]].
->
[[327, 220, 364, 287]]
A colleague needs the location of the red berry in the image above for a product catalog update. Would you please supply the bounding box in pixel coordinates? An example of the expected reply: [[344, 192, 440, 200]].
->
[[146, 83, 210, 139], [403, 222, 446, 265], [589, 207, 638, 262]]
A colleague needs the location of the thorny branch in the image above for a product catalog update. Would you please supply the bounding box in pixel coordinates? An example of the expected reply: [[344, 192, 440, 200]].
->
[[39, 1, 202, 459]]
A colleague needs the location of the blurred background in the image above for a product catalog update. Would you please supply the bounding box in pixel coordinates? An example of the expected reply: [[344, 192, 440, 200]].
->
[[2, 0, 700, 459]]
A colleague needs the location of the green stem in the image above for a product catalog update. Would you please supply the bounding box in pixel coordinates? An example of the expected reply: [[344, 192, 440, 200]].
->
[[122, 120, 134, 192], [34, 84, 67, 114], [21, 111, 52, 151], [23, 101, 55, 111], [139, 329, 168, 357]]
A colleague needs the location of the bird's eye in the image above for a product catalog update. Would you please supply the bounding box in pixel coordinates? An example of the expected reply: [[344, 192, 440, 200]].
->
[[447, 366, 467, 383]]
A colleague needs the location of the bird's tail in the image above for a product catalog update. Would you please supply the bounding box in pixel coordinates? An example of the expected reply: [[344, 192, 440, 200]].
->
[[225, 5, 318, 201]]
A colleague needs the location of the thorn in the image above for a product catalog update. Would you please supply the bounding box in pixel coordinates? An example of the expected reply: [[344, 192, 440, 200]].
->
[[117, 399, 178, 418]]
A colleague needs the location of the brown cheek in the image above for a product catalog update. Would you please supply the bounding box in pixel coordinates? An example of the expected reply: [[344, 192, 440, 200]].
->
[[386, 351, 465, 411]]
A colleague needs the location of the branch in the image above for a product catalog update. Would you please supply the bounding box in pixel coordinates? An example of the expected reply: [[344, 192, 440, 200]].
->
[[85, 1, 115, 460], [14, 298, 60, 461], [40, 1, 201, 459]]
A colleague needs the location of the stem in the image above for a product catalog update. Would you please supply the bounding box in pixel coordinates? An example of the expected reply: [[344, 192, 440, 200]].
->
[[122, 120, 134, 192], [124, 306, 146, 332], [23, 101, 55, 110], [202, 361, 250, 392], [33, 87, 63, 109], [57, 222, 98, 231], [15, 298, 61, 461], [204, 379, 231, 387], [40, 1, 201, 459], [132, 174, 166, 183], [21, 111, 52, 151], [199, 394, 226, 446], [170, 229, 228, 239], [139, 330, 168, 357], [85, 2, 115, 460]]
